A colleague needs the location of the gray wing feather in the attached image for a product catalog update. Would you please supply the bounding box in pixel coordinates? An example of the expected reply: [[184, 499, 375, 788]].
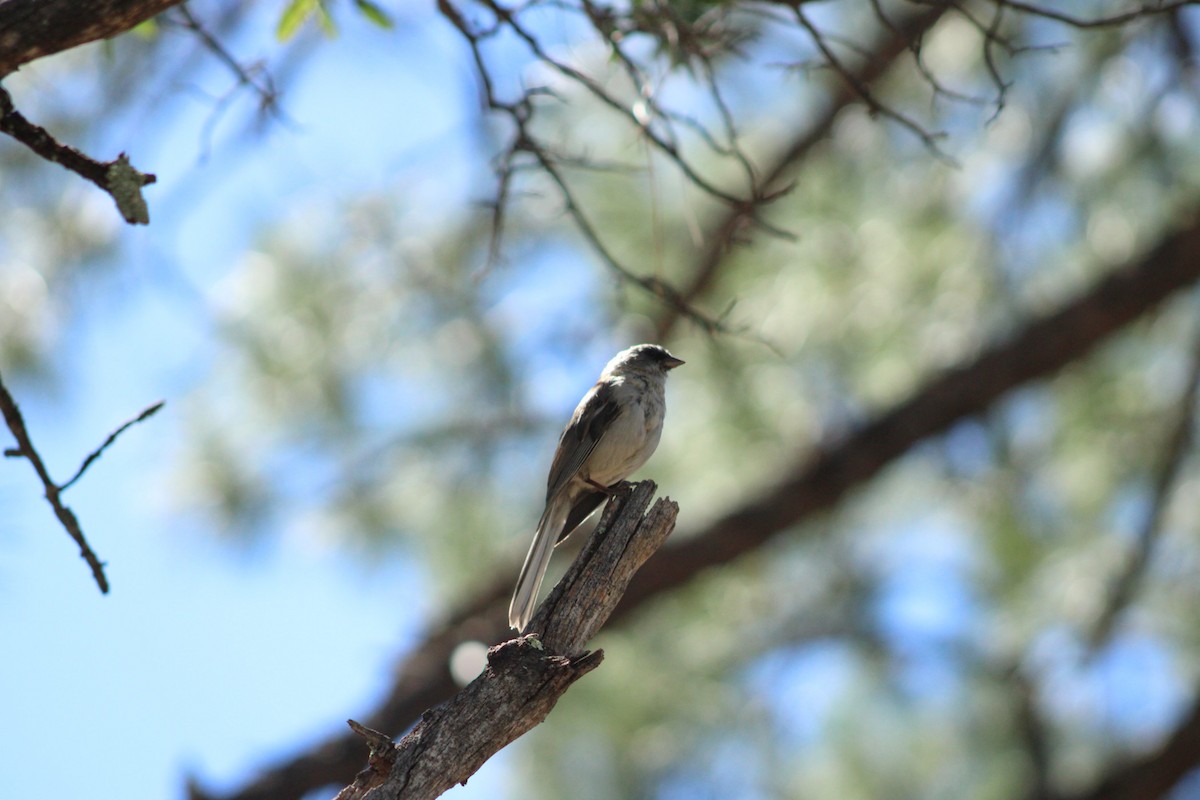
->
[[545, 381, 621, 502]]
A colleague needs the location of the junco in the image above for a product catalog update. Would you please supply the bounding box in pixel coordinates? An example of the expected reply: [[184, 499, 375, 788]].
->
[[508, 343, 684, 632]]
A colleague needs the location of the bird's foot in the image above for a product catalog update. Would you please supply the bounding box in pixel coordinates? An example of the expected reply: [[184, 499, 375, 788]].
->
[[585, 478, 622, 497]]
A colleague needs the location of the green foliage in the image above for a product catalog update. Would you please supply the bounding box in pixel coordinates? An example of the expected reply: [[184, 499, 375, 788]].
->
[[354, 0, 395, 30], [276, 0, 336, 41]]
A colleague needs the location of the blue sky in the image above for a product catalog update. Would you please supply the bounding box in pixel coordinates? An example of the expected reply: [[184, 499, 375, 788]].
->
[[0, 5, 517, 798]]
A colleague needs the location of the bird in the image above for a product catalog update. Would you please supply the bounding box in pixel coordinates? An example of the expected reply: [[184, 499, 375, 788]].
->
[[508, 343, 684, 632]]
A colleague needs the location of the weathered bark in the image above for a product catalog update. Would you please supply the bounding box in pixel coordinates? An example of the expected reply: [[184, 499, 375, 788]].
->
[[330, 482, 678, 800], [0, 0, 182, 77]]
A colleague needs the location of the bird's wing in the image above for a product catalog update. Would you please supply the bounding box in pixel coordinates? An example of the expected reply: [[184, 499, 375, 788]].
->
[[545, 380, 621, 502]]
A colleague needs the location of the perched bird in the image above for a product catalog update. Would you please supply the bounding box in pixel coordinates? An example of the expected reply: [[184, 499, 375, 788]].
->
[[509, 343, 684, 632]]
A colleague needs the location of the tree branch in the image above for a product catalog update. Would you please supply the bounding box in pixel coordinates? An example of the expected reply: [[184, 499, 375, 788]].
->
[[1, 370, 164, 593], [653, 4, 949, 339], [331, 481, 677, 800], [199, 203, 1200, 800], [0, 0, 183, 77], [0, 84, 156, 223], [1044, 691, 1200, 800], [987, 0, 1200, 30], [0, 369, 109, 592], [60, 399, 164, 491]]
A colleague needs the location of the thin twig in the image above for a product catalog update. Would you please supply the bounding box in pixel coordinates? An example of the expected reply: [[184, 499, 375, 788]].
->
[[174, 5, 282, 116], [439, 0, 748, 331], [0, 371, 109, 593], [792, 5, 956, 163], [989, 0, 1199, 29], [60, 400, 165, 491]]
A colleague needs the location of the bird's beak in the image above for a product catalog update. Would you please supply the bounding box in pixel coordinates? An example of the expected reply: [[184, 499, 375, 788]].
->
[[664, 356, 685, 370]]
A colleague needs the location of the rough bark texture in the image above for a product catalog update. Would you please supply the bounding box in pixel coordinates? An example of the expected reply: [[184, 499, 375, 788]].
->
[[0, 0, 182, 77], [329, 482, 678, 800]]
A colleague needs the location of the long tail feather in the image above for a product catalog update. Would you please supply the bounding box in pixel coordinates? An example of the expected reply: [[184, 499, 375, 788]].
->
[[508, 496, 569, 632]]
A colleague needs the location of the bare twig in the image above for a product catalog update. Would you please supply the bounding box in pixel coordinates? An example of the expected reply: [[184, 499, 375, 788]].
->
[[331, 482, 678, 800], [0, 372, 164, 593], [1085, 314, 1200, 653], [478, 0, 787, 226], [172, 5, 282, 116], [439, 0, 747, 333], [0, 85, 155, 224], [989, 0, 1200, 30], [654, 5, 949, 339], [0, 371, 109, 592], [792, 5, 955, 163], [60, 400, 165, 492]]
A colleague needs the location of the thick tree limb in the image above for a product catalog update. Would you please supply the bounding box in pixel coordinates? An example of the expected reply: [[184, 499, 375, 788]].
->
[[0, 0, 183, 77], [330, 482, 677, 800], [1042, 692, 1200, 800], [201, 206, 1200, 800]]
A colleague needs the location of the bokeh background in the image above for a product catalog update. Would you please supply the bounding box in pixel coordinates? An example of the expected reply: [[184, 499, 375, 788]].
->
[[3, 1, 1200, 798]]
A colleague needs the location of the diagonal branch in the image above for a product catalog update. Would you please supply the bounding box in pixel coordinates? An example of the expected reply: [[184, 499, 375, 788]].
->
[[0, 370, 110, 592], [60, 399, 165, 491], [0, 85, 156, 224], [1044, 691, 1200, 800], [653, 5, 949, 339], [1, 371, 164, 593], [627, 206, 1200, 616], [197, 203, 1200, 800], [0, 0, 184, 77], [332, 482, 677, 800], [792, 4, 953, 162], [1084, 312, 1200, 653]]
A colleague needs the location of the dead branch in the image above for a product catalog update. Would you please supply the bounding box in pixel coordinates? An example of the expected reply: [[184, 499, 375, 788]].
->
[[330, 481, 677, 800], [0, 371, 164, 593], [0, 85, 156, 224], [60, 400, 165, 491], [0, 370, 109, 592]]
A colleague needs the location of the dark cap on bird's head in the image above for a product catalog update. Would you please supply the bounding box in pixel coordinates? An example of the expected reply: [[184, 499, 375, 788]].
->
[[604, 343, 685, 376]]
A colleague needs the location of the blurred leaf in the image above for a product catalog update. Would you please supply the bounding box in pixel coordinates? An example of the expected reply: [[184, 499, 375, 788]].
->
[[354, 0, 395, 30], [277, 0, 337, 41]]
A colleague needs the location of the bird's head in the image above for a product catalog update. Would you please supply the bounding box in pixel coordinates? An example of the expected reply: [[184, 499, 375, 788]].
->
[[602, 344, 685, 379]]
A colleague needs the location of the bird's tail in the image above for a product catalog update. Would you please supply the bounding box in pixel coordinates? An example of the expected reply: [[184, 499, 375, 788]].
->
[[508, 496, 570, 632]]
